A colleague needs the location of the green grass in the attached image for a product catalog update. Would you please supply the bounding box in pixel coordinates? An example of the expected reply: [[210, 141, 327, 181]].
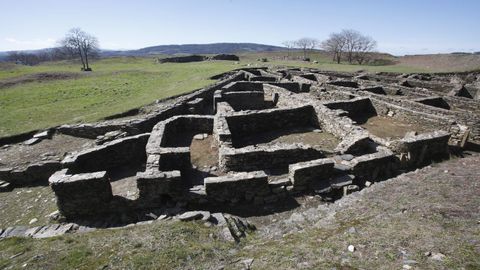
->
[[0, 185, 57, 228], [0, 57, 241, 136], [0, 221, 236, 270]]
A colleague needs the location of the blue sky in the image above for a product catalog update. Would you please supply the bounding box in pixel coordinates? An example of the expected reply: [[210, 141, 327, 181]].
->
[[0, 0, 479, 55]]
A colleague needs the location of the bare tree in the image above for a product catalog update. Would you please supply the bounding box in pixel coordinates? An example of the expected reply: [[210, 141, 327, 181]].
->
[[7, 51, 41, 65], [353, 35, 377, 64], [295, 38, 318, 60], [341, 29, 362, 64], [60, 28, 99, 71], [321, 33, 346, 64], [320, 29, 377, 65], [282, 40, 296, 58]]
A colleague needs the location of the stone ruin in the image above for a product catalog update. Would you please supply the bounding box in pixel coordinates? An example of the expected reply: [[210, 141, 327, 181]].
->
[[1, 67, 479, 227]]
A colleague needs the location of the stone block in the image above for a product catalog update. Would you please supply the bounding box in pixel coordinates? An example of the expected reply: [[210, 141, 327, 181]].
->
[[204, 171, 269, 203], [49, 169, 112, 218], [136, 170, 182, 201], [289, 158, 335, 188]]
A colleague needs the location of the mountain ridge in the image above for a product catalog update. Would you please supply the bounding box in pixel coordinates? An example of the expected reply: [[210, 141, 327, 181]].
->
[[102, 42, 286, 56]]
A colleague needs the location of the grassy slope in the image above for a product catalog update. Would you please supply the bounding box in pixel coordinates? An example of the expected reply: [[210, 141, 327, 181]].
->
[[0, 58, 240, 137], [0, 155, 478, 269]]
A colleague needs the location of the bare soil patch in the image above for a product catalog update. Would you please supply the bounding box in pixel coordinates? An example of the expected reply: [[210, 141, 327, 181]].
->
[[0, 185, 57, 227], [190, 135, 218, 169], [236, 128, 340, 151], [398, 54, 480, 72], [0, 72, 82, 89], [0, 134, 94, 169], [354, 115, 433, 139]]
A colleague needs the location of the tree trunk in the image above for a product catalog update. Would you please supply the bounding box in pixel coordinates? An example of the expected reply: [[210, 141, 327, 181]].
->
[[85, 50, 89, 70], [77, 48, 85, 70]]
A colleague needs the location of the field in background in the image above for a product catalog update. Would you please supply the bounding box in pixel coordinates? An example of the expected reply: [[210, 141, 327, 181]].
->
[[239, 50, 480, 73], [1, 52, 479, 137], [0, 58, 239, 137]]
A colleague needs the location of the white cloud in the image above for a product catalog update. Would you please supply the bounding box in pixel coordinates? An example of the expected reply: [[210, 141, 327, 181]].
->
[[3, 37, 57, 51]]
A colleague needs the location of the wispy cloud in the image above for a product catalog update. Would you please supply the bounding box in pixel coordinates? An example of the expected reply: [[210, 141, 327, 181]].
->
[[3, 37, 57, 50]]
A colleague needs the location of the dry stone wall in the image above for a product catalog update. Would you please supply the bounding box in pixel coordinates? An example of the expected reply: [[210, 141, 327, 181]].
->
[[2, 67, 474, 223]]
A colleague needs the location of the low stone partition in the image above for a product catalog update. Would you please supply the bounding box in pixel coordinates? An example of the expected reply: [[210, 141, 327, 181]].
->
[[356, 92, 478, 142], [265, 85, 367, 141], [266, 82, 311, 93], [136, 170, 182, 204], [204, 171, 270, 203], [464, 83, 480, 100], [226, 105, 318, 145], [49, 169, 113, 218], [215, 91, 270, 111], [219, 144, 325, 172], [222, 81, 264, 93], [213, 102, 234, 147], [63, 133, 150, 174], [250, 76, 277, 82], [414, 96, 451, 110], [348, 149, 397, 184], [390, 131, 451, 168], [335, 132, 377, 155], [323, 97, 376, 117], [327, 80, 359, 88], [289, 158, 335, 189], [146, 148, 191, 171], [145, 115, 214, 172], [360, 86, 387, 95], [0, 161, 61, 187], [158, 115, 213, 147]]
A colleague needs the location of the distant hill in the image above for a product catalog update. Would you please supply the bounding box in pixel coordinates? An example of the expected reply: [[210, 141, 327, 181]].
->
[[0, 43, 286, 61], [102, 43, 286, 57], [0, 52, 8, 61]]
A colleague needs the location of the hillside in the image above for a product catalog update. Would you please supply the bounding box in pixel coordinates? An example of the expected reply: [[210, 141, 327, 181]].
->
[[102, 43, 285, 56], [398, 53, 480, 72], [0, 43, 285, 61]]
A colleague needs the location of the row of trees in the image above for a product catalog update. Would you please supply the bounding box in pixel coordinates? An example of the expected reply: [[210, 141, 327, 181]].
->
[[283, 29, 377, 64], [7, 28, 99, 70], [6, 48, 73, 66]]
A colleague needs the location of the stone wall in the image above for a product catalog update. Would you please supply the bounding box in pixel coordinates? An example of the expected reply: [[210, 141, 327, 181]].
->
[[266, 82, 311, 93], [63, 133, 150, 174], [390, 131, 451, 168], [219, 144, 325, 172], [0, 161, 61, 187], [213, 102, 234, 148], [159, 55, 206, 63], [219, 91, 269, 111], [222, 81, 264, 93], [348, 149, 397, 185], [204, 171, 270, 203], [49, 169, 113, 218], [323, 97, 377, 117], [226, 105, 318, 144], [289, 158, 335, 189], [144, 115, 214, 173], [136, 170, 182, 205], [414, 96, 451, 110], [160, 116, 213, 147]]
